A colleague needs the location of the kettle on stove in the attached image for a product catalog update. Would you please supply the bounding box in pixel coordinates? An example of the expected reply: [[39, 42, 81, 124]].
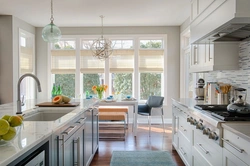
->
[[227, 88, 250, 114]]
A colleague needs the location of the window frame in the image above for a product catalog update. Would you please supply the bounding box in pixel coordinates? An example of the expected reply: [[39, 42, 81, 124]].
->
[[48, 34, 167, 104]]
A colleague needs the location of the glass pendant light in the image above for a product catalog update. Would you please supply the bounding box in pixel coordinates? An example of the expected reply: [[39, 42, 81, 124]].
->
[[42, 0, 61, 43]]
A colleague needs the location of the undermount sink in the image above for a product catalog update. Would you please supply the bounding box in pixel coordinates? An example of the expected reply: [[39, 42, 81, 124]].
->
[[23, 108, 75, 121]]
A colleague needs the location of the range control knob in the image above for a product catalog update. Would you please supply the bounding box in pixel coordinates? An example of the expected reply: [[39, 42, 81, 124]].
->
[[191, 119, 198, 125], [196, 122, 204, 130], [203, 128, 210, 135], [209, 132, 219, 140], [187, 117, 193, 123]]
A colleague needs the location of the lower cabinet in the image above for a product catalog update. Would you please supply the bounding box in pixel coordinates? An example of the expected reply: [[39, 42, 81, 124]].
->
[[223, 148, 248, 166], [52, 106, 99, 166], [84, 106, 99, 166]]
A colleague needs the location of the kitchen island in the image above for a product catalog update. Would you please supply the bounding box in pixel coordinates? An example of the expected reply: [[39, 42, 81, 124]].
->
[[0, 98, 98, 166]]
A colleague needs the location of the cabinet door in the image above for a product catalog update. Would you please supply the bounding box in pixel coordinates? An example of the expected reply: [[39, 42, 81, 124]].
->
[[92, 106, 99, 154], [84, 108, 93, 166], [204, 43, 213, 65], [63, 133, 77, 166], [223, 148, 248, 166], [198, 0, 214, 14], [191, 0, 198, 21], [74, 124, 85, 166], [193, 147, 211, 166], [172, 112, 179, 149], [190, 44, 198, 67]]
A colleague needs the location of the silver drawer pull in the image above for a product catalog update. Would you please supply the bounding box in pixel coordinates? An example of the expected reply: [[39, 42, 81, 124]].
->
[[62, 126, 76, 135], [180, 147, 186, 155], [221, 138, 244, 153], [76, 117, 86, 124], [180, 126, 187, 131], [197, 143, 209, 154]]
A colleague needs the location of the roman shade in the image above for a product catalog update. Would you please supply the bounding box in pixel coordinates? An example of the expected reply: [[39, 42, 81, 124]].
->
[[20, 46, 33, 74], [51, 50, 76, 74], [109, 49, 134, 73], [139, 50, 164, 73], [80, 50, 104, 73]]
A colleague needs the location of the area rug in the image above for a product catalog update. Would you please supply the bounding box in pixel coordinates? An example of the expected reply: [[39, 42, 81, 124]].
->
[[110, 151, 177, 166]]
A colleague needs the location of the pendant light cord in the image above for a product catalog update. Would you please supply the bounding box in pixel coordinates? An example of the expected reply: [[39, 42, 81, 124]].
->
[[50, 0, 54, 23], [100, 15, 104, 39]]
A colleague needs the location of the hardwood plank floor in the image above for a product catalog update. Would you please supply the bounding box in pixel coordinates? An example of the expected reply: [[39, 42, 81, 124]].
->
[[90, 124, 185, 166]]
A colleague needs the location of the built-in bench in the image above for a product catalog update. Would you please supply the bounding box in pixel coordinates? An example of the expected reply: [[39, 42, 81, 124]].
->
[[99, 112, 126, 140], [98, 106, 129, 128]]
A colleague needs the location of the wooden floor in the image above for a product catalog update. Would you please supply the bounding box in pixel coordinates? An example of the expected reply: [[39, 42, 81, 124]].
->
[[90, 124, 185, 166]]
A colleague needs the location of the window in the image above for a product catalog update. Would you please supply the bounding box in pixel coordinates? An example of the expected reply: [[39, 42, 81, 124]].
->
[[110, 40, 134, 96], [50, 39, 76, 98], [49, 35, 166, 101], [19, 29, 35, 100], [139, 39, 164, 100]]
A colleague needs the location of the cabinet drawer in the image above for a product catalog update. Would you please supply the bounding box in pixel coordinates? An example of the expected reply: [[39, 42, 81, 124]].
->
[[179, 132, 192, 166], [193, 147, 211, 166], [179, 116, 192, 142], [194, 130, 222, 166], [223, 129, 250, 164], [223, 148, 248, 166]]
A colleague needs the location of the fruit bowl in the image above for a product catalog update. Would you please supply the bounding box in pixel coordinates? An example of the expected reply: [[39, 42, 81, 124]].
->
[[0, 125, 22, 146], [0, 115, 23, 146]]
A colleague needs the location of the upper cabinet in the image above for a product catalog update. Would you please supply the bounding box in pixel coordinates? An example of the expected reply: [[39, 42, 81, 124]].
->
[[189, 42, 239, 73], [190, 0, 214, 22]]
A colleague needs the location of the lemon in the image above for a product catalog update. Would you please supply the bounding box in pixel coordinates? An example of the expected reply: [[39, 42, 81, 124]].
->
[[1, 115, 11, 121], [0, 119, 10, 135], [2, 126, 16, 141]]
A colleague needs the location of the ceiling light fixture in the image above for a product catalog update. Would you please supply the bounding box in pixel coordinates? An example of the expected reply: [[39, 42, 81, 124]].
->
[[42, 0, 61, 43], [91, 15, 113, 60]]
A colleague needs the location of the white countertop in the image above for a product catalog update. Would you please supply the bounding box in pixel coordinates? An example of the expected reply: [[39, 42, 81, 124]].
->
[[222, 122, 250, 142], [0, 98, 98, 166]]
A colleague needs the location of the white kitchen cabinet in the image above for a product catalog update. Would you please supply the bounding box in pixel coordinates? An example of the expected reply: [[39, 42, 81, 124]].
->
[[193, 129, 222, 166], [189, 42, 239, 73], [222, 128, 250, 166], [223, 148, 248, 166], [172, 101, 193, 166], [190, 0, 214, 21]]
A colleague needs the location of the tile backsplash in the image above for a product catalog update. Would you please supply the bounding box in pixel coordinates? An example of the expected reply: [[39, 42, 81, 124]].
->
[[206, 41, 250, 102]]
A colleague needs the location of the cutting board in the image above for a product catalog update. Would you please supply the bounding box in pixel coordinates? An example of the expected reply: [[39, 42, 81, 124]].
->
[[35, 102, 80, 107]]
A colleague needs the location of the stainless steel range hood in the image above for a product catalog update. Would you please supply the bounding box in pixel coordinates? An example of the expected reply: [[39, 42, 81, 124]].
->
[[190, 0, 250, 44]]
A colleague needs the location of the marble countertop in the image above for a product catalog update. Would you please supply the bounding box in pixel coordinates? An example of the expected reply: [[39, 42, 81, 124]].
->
[[0, 98, 98, 166]]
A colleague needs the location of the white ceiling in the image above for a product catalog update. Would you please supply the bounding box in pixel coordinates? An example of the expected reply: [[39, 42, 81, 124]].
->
[[0, 0, 190, 27]]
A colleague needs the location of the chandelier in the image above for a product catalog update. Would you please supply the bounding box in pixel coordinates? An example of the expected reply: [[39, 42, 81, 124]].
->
[[91, 15, 113, 60], [42, 0, 61, 43]]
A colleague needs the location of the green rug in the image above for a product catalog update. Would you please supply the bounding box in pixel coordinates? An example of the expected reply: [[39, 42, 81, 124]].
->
[[110, 151, 177, 166]]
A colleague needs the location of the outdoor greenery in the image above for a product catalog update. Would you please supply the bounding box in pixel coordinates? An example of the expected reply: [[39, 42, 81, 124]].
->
[[140, 40, 162, 49], [83, 74, 101, 97], [112, 73, 132, 97], [55, 74, 75, 98], [140, 73, 161, 100]]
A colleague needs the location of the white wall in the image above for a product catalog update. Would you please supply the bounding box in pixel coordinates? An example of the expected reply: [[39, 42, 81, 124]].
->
[[0, 15, 35, 104], [36, 26, 180, 120]]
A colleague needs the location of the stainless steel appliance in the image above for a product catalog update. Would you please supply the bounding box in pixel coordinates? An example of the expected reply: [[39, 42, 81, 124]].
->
[[195, 104, 250, 121], [195, 78, 205, 100]]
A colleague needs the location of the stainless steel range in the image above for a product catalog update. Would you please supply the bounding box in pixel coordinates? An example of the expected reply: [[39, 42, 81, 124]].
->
[[192, 104, 250, 147], [194, 104, 250, 121]]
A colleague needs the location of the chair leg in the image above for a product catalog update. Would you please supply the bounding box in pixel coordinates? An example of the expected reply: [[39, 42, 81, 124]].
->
[[161, 115, 165, 133], [148, 116, 151, 136]]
